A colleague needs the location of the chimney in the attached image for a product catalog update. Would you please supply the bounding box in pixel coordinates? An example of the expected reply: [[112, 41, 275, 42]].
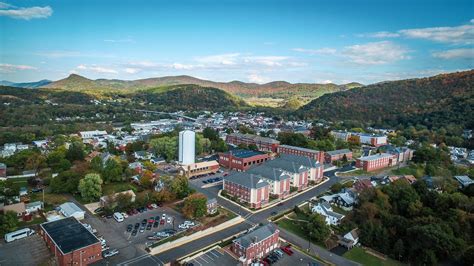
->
[[252, 236, 258, 243]]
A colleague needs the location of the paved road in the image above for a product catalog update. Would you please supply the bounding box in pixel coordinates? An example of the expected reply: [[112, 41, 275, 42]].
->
[[279, 228, 361, 266], [112, 168, 356, 266]]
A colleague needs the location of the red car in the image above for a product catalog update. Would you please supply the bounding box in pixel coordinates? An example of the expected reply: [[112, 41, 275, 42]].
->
[[148, 217, 155, 223], [147, 204, 154, 210], [160, 219, 165, 225], [281, 246, 293, 255]]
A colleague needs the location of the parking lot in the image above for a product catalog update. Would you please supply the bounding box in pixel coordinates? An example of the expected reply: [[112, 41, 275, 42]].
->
[[186, 247, 238, 266], [0, 234, 52, 266], [189, 171, 226, 188], [273, 246, 321, 266], [85, 204, 190, 265]]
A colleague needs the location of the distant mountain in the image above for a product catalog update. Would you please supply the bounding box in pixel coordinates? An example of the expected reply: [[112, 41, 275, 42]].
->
[[43, 74, 362, 103], [0, 79, 52, 88], [298, 70, 474, 128]]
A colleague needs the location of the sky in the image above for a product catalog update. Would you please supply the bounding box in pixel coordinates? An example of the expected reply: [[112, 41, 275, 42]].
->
[[0, 0, 473, 84]]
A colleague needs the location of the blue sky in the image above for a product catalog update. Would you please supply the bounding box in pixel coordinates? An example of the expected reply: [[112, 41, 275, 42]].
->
[[0, 0, 473, 84]]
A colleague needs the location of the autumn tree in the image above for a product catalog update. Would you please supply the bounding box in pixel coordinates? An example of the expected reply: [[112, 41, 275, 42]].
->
[[182, 193, 207, 219]]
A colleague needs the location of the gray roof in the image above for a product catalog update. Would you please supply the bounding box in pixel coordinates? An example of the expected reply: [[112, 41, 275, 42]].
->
[[357, 153, 393, 161], [247, 164, 291, 182], [264, 154, 321, 173], [454, 175, 474, 186], [229, 133, 280, 144], [279, 154, 321, 168], [278, 144, 319, 153], [224, 172, 269, 189], [59, 202, 84, 216], [233, 224, 278, 248], [326, 149, 351, 156]]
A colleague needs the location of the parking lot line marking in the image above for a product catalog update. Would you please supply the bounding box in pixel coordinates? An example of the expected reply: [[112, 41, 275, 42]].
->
[[205, 253, 214, 260], [215, 248, 224, 255], [148, 255, 163, 265], [192, 259, 202, 266], [116, 253, 149, 266], [199, 256, 209, 263], [209, 250, 220, 258]]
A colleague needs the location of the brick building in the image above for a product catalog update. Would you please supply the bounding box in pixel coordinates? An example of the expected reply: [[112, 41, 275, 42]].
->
[[247, 165, 291, 199], [331, 131, 387, 147], [225, 133, 280, 152], [325, 149, 353, 164], [266, 154, 324, 189], [356, 153, 396, 172], [178, 160, 219, 178], [277, 144, 324, 162], [218, 149, 270, 171], [223, 172, 270, 209], [231, 224, 280, 265], [40, 217, 102, 266]]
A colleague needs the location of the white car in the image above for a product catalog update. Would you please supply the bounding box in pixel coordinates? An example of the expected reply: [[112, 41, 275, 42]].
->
[[178, 224, 188, 229], [103, 249, 119, 258], [167, 217, 172, 224], [150, 203, 158, 209], [183, 221, 195, 226], [161, 214, 166, 219]]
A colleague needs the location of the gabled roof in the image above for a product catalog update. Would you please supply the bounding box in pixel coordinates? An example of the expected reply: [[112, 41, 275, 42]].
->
[[224, 172, 269, 189], [59, 202, 84, 216], [233, 224, 278, 248], [247, 164, 291, 181], [277, 154, 321, 168]]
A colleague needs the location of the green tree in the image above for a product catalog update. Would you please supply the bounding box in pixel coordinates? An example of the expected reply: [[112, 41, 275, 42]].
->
[[0, 211, 19, 236], [202, 127, 219, 141], [102, 159, 123, 182], [78, 173, 103, 202], [50, 170, 81, 194], [66, 142, 85, 162], [150, 136, 178, 161], [306, 214, 331, 243], [90, 156, 103, 173], [182, 193, 208, 219], [170, 175, 191, 199]]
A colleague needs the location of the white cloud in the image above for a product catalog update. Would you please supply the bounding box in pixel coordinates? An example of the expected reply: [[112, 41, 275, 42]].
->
[[0, 2, 52, 20], [125, 68, 140, 74], [432, 48, 474, 59], [170, 63, 194, 70], [360, 20, 474, 44], [195, 53, 240, 66], [244, 56, 289, 67], [75, 64, 118, 74], [342, 41, 409, 65], [292, 47, 337, 55], [321, 80, 333, 84], [0, 63, 37, 73], [247, 73, 271, 84]]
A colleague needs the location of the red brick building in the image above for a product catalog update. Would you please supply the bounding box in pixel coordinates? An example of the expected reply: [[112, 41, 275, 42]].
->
[[40, 217, 102, 266], [277, 145, 324, 162], [231, 224, 280, 265], [356, 153, 396, 172], [178, 160, 220, 178], [218, 149, 270, 171], [223, 172, 270, 209], [0, 163, 6, 178], [225, 133, 280, 153], [247, 165, 291, 199], [325, 149, 353, 164]]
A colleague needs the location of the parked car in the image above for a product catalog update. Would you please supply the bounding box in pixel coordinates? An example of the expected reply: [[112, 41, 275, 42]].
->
[[150, 203, 158, 209], [148, 217, 155, 223], [103, 249, 119, 258], [134, 223, 140, 229], [94, 207, 104, 214], [139, 225, 145, 233], [141, 219, 147, 225], [153, 221, 159, 228], [121, 212, 129, 219], [160, 219, 165, 225], [167, 217, 172, 224], [126, 224, 133, 232], [146, 224, 152, 230], [131, 229, 138, 236]]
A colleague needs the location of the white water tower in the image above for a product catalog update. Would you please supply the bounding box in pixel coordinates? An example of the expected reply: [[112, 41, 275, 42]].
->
[[179, 130, 195, 165]]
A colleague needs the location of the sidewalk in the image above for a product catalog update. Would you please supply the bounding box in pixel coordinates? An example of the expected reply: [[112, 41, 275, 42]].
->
[[278, 227, 361, 266]]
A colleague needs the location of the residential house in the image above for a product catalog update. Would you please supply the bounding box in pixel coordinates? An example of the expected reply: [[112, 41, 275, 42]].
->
[[353, 179, 373, 193], [311, 202, 345, 226], [453, 175, 474, 188], [1, 202, 26, 217], [134, 151, 152, 160], [338, 228, 360, 249], [26, 201, 43, 214], [207, 198, 218, 215]]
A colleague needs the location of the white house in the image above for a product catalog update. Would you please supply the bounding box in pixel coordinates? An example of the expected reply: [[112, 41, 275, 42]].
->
[[26, 201, 43, 214], [311, 202, 345, 225], [338, 229, 360, 249], [59, 202, 85, 220]]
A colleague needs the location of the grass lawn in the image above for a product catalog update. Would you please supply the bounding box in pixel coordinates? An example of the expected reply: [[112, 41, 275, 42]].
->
[[30, 192, 69, 207], [276, 218, 308, 239], [343, 247, 403, 266], [102, 182, 138, 195], [390, 164, 424, 177], [338, 169, 368, 176]]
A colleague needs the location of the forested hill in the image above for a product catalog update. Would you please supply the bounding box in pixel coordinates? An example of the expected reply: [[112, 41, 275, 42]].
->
[[297, 70, 474, 128], [132, 84, 247, 111]]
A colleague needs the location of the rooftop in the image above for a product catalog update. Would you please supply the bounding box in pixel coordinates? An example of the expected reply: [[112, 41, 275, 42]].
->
[[278, 144, 319, 153], [247, 164, 291, 181], [357, 153, 393, 161], [224, 149, 266, 159], [229, 133, 280, 144], [59, 202, 84, 216], [40, 217, 99, 254], [224, 171, 269, 189], [326, 149, 352, 156], [233, 224, 278, 248]]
